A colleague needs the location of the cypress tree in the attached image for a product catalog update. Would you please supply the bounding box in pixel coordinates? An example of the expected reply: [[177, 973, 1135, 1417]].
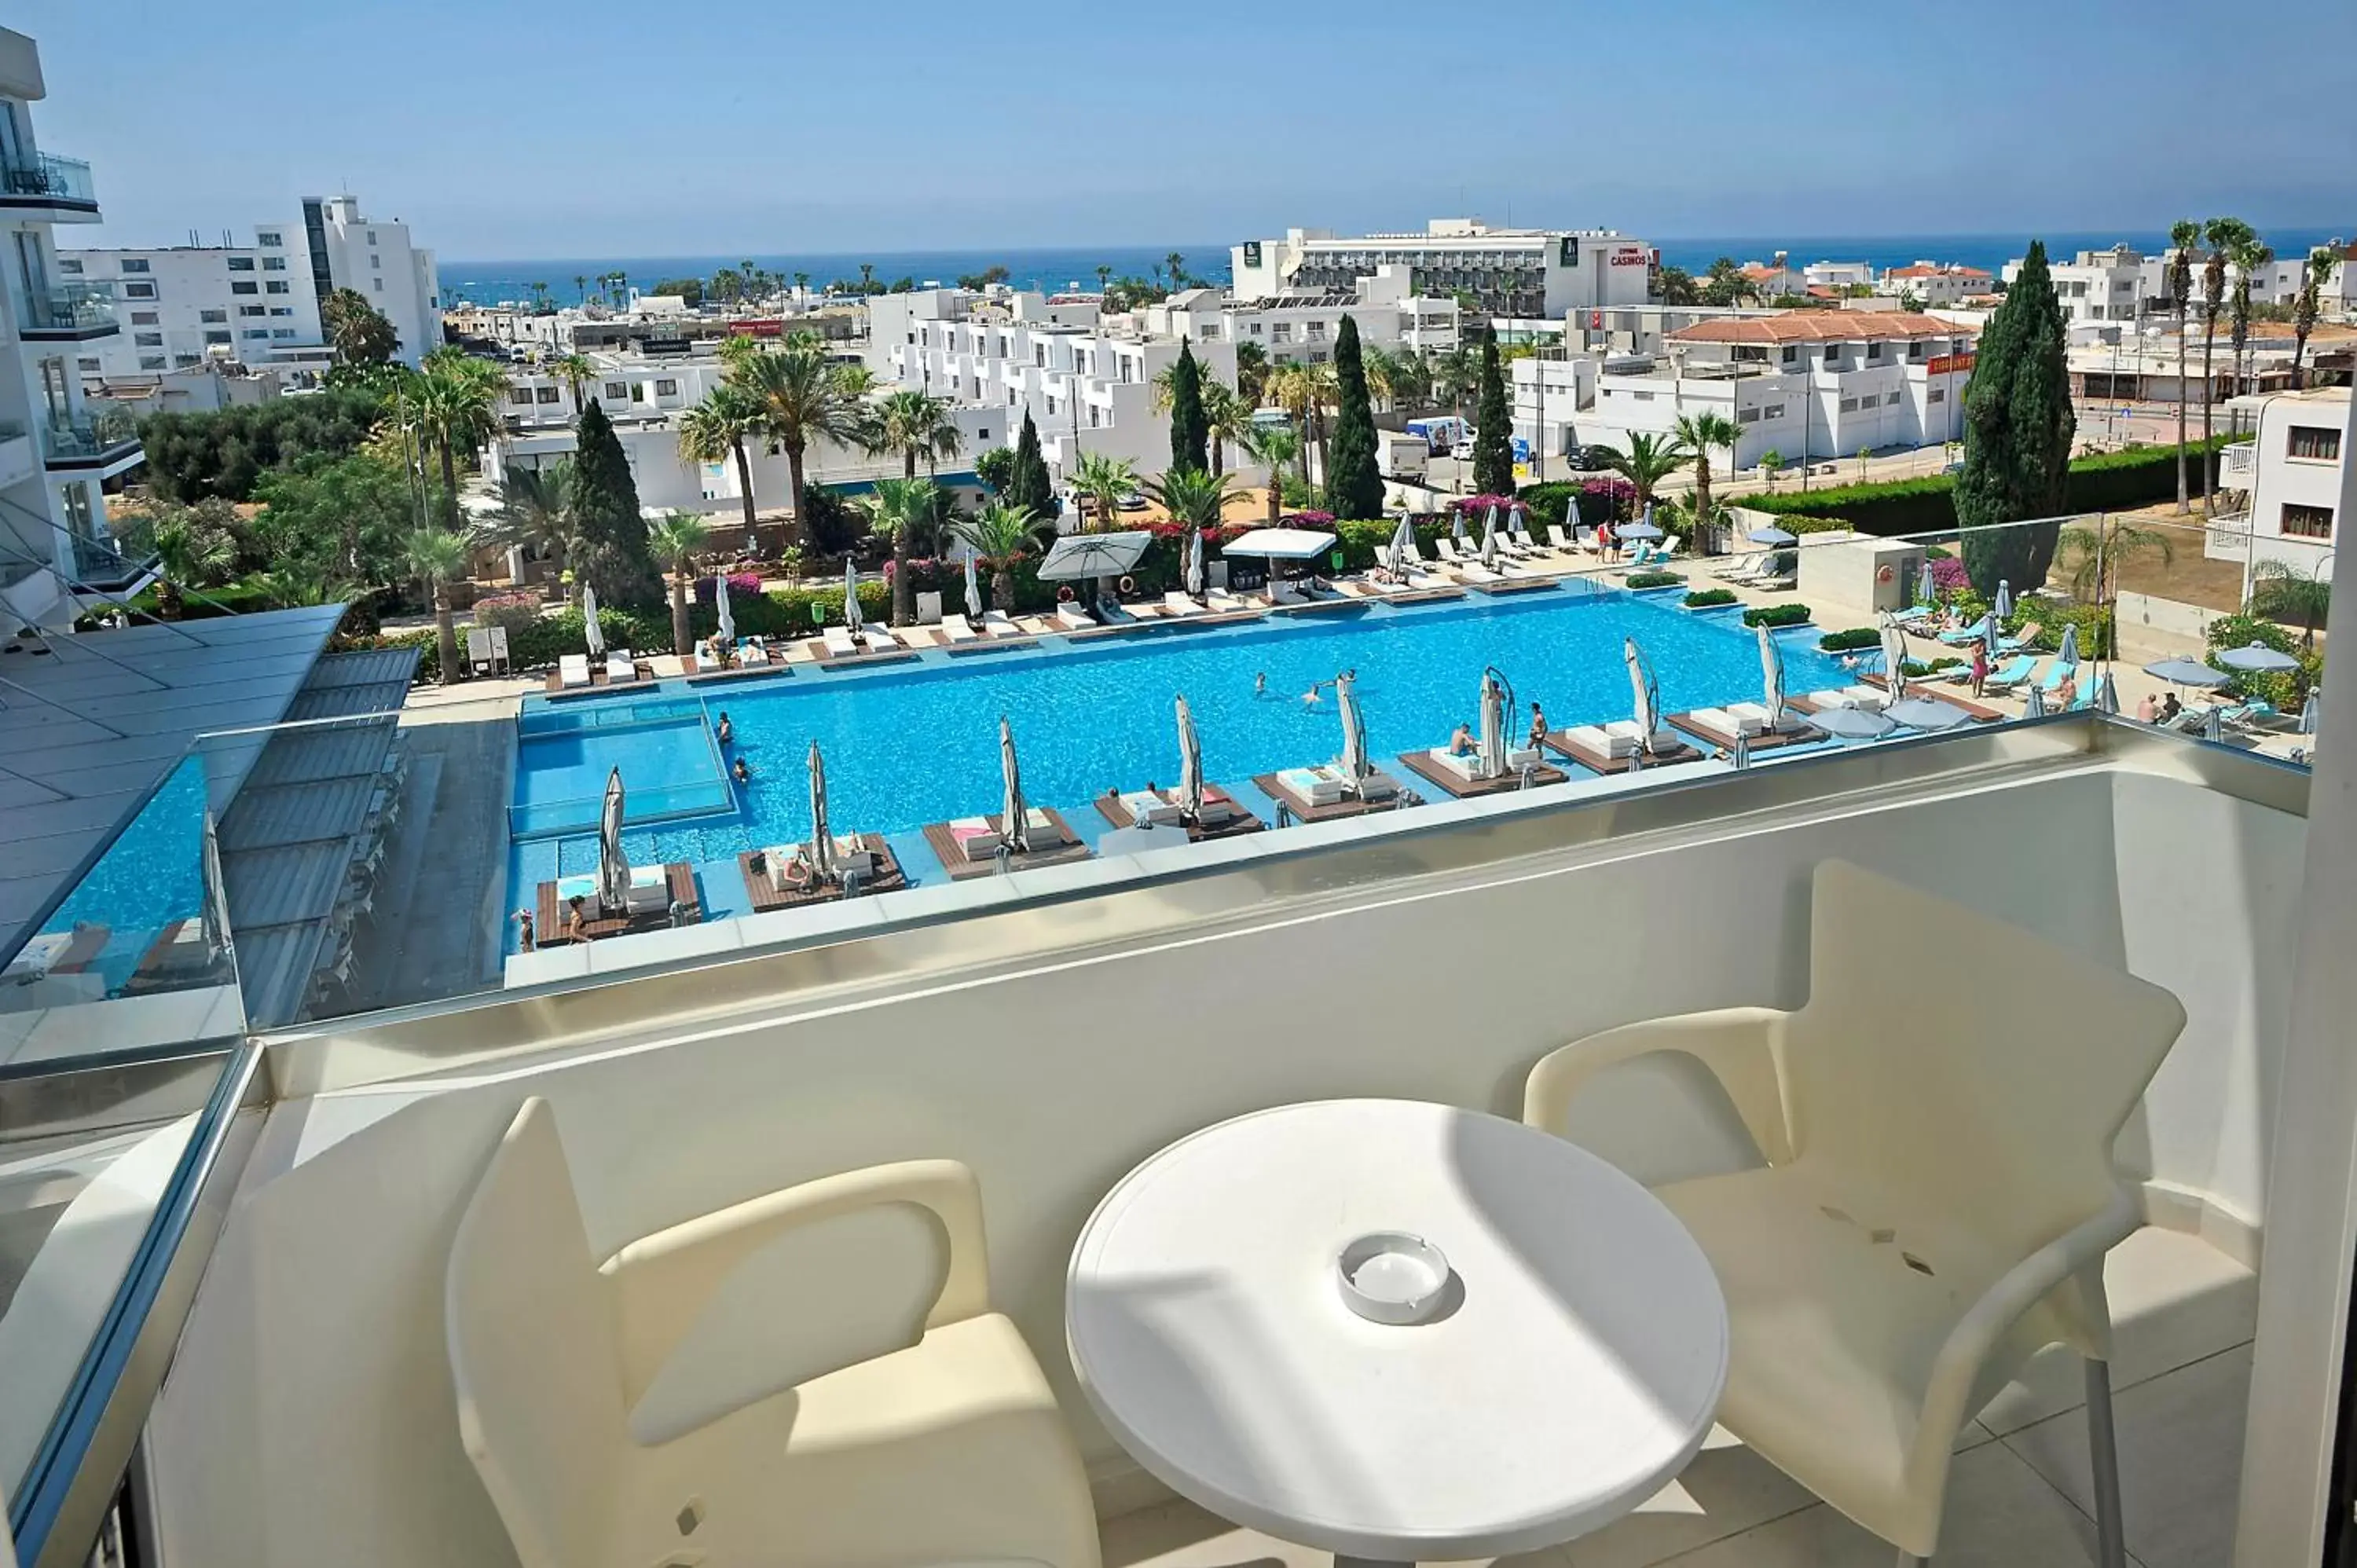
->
[[1006, 409, 1054, 520], [566, 399, 662, 610], [1167, 340, 1208, 473], [1957, 240, 2077, 596], [1325, 315, 1385, 520], [1472, 334, 1515, 497]]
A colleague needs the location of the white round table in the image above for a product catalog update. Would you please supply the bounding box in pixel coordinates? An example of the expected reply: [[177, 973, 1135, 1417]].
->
[[1066, 1098, 1728, 1566]]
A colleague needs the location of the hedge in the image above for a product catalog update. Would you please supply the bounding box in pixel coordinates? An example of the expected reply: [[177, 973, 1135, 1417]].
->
[[1742, 437, 2238, 538], [1743, 603, 1813, 628], [1516, 477, 1638, 526], [2205, 613, 2322, 708], [1626, 570, 1684, 589], [1820, 627, 1880, 651], [1683, 588, 1737, 608]]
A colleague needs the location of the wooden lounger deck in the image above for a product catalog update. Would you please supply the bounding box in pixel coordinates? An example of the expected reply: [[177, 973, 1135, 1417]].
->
[[1540, 729, 1705, 776], [1398, 749, 1568, 799], [1251, 769, 1409, 823], [543, 658, 658, 695], [1860, 673, 2005, 721], [922, 806, 1093, 881], [1093, 783, 1266, 842], [736, 839, 909, 913], [535, 862, 700, 944], [1666, 711, 1825, 753]]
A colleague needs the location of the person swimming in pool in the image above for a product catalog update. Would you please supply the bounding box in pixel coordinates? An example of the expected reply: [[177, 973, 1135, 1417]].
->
[[1254, 672, 1267, 696], [732, 756, 752, 784], [716, 712, 734, 746]]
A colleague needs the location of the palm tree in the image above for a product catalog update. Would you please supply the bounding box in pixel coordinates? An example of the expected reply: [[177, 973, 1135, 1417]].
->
[[2168, 219, 2201, 514], [1758, 449, 1783, 493], [643, 510, 713, 657], [252, 563, 355, 610], [868, 388, 963, 479], [401, 526, 472, 686], [1670, 412, 1743, 549], [1594, 432, 1689, 511], [1200, 380, 1252, 478], [676, 386, 766, 541], [728, 332, 870, 541], [1165, 251, 1186, 288], [1094, 264, 1113, 297], [2054, 518, 2174, 606], [863, 476, 942, 625], [573, 273, 587, 304], [416, 347, 505, 528], [858, 262, 875, 295], [953, 501, 1049, 611], [2250, 557, 2332, 647], [149, 511, 235, 619], [550, 353, 596, 416], [2226, 233, 2274, 416], [1429, 342, 1478, 426], [1359, 347, 1402, 412], [486, 464, 575, 570], [1233, 340, 1269, 405], [2199, 218, 2253, 513], [1143, 466, 1240, 531], [2292, 247, 2337, 389], [1266, 361, 1338, 482], [794, 270, 811, 299], [1069, 452, 1138, 535], [1237, 422, 1299, 527]]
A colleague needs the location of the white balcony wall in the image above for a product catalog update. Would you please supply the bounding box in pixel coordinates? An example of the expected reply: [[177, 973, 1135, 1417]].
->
[[145, 766, 2299, 1568]]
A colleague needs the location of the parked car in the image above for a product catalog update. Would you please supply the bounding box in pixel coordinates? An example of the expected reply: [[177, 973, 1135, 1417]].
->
[[1450, 433, 1477, 462]]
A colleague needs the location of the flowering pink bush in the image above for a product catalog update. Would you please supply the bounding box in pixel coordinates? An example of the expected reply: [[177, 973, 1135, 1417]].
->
[[1281, 511, 1336, 529], [471, 592, 541, 636], [1928, 556, 1970, 597], [692, 571, 764, 603], [1450, 494, 1518, 513]]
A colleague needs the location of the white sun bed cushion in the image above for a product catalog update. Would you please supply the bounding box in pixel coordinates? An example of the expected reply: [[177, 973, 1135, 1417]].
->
[[1118, 789, 1185, 826], [559, 654, 591, 687], [1842, 684, 1893, 711]]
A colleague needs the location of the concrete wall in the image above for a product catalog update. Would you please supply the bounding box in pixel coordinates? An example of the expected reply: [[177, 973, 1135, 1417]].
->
[[146, 768, 2301, 1568]]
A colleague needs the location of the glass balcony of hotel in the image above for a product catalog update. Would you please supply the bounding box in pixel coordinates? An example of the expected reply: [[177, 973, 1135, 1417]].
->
[[16, 280, 117, 339], [39, 406, 140, 469], [0, 149, 97, 214], [1, 456, 2351, 1568]]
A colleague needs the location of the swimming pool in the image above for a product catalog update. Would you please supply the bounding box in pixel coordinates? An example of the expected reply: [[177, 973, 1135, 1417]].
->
[[511, 698, 730, 837], [504, 585, 1848, 937]]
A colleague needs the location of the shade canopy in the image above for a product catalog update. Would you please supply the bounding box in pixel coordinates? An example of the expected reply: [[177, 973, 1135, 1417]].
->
[[1757, 623, 1787, 729], [1478, 669, 1507, 779], [807, 742, 834, 883], [1619, 518, 1664, 542], [1338, 672, 1370, 783], [714, 569, 735, 644], [2055, 622, 2080, 668], [1748, 524, 1798, 546], [1879, 614, 1910, 702], [1386, 514, 1415, 577], [1479, 505, 1501, 568], [1175, 695, 1204, 819], [1815, 705, 1897, 738], [999, 716, 1030, 854], [1626, 638, 1660, 741], [1993, 580, 2014, 621], [2215, 641, 2299, 673], [964, 548, 983, 614], [1037, 529, 1156, 581], [1222, 527, 1335, 561], [843, 559, 863, 632], [2144, 658, 2232, 689], [598, 767, 629, 912], [1186, 528, 1207, 596], [582, 585, 605, 656], [1887, 697, 1974, 731]]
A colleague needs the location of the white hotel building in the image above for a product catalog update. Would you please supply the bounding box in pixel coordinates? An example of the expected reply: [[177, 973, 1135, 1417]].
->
[[2208, 384, 2345, 584], [60, 193, 442, 383], [1529, 310, 1975, 474], [1230, 218, 1655, 320]]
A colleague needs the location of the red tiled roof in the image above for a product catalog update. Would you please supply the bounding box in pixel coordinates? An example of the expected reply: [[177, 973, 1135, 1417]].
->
[[1667, 310, 1978, 345]]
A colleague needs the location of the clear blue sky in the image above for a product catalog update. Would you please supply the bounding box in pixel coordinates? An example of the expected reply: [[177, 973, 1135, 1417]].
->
[[18, 0, 2354, 259]]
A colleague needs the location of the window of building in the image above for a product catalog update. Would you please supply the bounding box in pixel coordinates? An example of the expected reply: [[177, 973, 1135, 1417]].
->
[[1839, 397, 1859, 412], [262, 257, 287, 271], [130, 311, 158, 326], [1780, 346, 1798, 364], [372, 278, 383, 291], [509, 388, 534, 406], [1739, 406, 1761, 423], [1886, 390, 1903, 405], [1823, 347, 1845, 368], [2288, 424, 2342, 461], [227, 257, 255, 271], [239, 305, 266, 317], [366, 230, 377, 244], [1762, 403, 1785, 419], [604, 382, 626, 400], [119, 258, 150, 273], [123, 282, 156, 299], [266, 281, 290, 295], [269, 306, 293, 317], [1310, 350, 1329, 363], [535, 387, 560, 405], [258, 232, 282, 247], [1908, 340, 1926, 361], [199, 308, 228, 323], [1248, 321, 1263, 335], [77, 356, 101, 370], [1307, 321, 1326, 339], [2282, 502, 2335, 539], [241, 328, 269, 340], [203, 329, 232, 344], [1928, 387, 1945, 403], [976, 428, 990, 442], [1866, 342, 1885, 361], [57, 257, 81, 274], [138, 355, 167, 371], [230, 281, 258, 295], [655, 378, 678, 396], [369, 254, 381, 271], [270, 328, 296, 339], [1272, 324, 1292, 342], [174, 354, 200, 367]]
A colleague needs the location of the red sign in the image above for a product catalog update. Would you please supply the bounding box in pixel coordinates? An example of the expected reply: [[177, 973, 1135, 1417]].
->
[[727, 318, 785, 338], [1607, 247, 1648, 267], [1589, 310, 1604, 329], [1926, 351, 1975, 376]]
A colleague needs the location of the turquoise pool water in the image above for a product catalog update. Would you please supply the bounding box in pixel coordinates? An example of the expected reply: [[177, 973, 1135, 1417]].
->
[[511, 698, 730, 837], [27, 755, 208, 991], [504, 586, 1847, 940]]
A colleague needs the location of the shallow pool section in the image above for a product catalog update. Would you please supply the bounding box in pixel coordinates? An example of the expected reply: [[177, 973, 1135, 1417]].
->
[[503, 584, 1849, 946], [510, 697, 731, 838]]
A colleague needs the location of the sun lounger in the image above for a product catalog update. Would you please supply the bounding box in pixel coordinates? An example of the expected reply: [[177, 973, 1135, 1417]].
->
[[820, 625, 859, 658], [695, 646, 725, 672], [2031, 659, 2076, 696], [1809, 685, 1893, 713], [1980, 654, 2039, 691], [860, 625, 904, 650], [737, 638, 772, 665], [558, 653, 591, 688], [1718, 703, 1776, 735], [1097, 598, 1139, 623], [938, 613, 981, 643], [604, 651, 636, 683], [980, 609, 1024, 638], [1160, 591, 1206, 617], [1204, 589, 1251, 614], [1937, 620, 1995, 646], [1054, 603, 1095, 632], [1715, 553, 1769, 583]]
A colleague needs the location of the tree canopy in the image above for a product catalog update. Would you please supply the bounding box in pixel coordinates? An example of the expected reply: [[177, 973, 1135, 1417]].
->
[[566, 400, 662, 608], [1006, 410, 1054, 520], [1167, 340, 1208, 474], [1325, 316, 1385, 520], [140, 386, 390, 504], [321, 287, 401, 368], [1472, 335, 1515, 497], [1957, 240, 2076, 595]]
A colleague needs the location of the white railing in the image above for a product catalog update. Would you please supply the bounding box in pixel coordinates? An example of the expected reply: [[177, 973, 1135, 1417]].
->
[[2221, 441, 2256, 482]]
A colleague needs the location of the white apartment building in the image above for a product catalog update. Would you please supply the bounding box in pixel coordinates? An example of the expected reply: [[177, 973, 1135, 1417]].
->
[[0, 27, 148, 636], [1571, 311, 1975, 474], [1231, 218, 1655, 320], [2011, 245, 2153, 326], [1802, 259, 1874, 290], [61, 192, 441, 380], [2208, 385, 2345, 583], [1875, 262, 1995, 308]]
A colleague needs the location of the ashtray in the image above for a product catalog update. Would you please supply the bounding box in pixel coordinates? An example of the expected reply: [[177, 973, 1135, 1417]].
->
[[1336, 1232, 1451, 1324]]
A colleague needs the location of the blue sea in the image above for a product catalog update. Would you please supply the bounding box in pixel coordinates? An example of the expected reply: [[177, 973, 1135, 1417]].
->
[[440, 228, 2348, 308]]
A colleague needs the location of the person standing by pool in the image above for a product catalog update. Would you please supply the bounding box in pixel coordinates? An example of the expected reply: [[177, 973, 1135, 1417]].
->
[[1970, 644, 1989, 698], [716, 712, 734, 747], [564, 896, 588, 944], [1527, 702, 1548, 749], [513, 908, 536, 954]]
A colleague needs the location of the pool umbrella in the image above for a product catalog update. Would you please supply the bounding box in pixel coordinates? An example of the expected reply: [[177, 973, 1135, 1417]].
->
[[1186, 526, 1206, 598], [1918, 559, 1940, 609], [998, 715, 1031, 855], [2300, 690, 2319, 735], [2094, 672, 2120, 714], [1337, 672, 1371, 786], [582, 584, 604, 657], [1980, 611, 2000, 660], [842, 559, 863, 635], [1620, 515, 1664, 543], [1748, 524, 1798, 547], [1816, 705, 1897, 738], [200, 808, 231, 961], [1879, 613, 1910, 702], [1563, 493, 1580, 536], [2144, 657, 2231, 691], [2023, 684, 2047, 719], [806, 742, 835, 885], [2205, 706, 2226, 742], [1478, 669, 1507, 779], [1757, 622, 1787, 730], [2055, 622, 2080, 669], [2216, 641, 2298, 673], [1450, 507, 1469, 546], [1385, 513, 1415, 579], [1175, 694, 1204, 821], [1994, 579, 2014, 621], [714, 568, 735, 648], [1626, 637, 1661, 750], [1479, 504, 1501, 569], [964, 545, 984, 615], [1509, 504, 1533, 545], [598, 767, 629, 914], [1888, 696, 1972, 731]]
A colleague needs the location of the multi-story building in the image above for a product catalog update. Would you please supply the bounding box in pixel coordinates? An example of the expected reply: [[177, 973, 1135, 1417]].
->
[[60, 192, 441, 380], [0, 27, 148, 636], [2012, 244, 2153, 326], [2208, 384, 2346, 584], [1570, 310, 1975, 474], [1875, 262, 1995, 308], [1231, 218, 1655, 320]]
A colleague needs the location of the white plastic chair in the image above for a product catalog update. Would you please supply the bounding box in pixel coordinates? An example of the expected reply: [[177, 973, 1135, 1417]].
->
[[445, 1098, 1102, 1568], [1523, 861, 2185, 1566]]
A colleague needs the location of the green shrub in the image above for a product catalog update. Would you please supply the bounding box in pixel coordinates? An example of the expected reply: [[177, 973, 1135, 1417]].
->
[[2205, 613, 2322, 709], [1901, 656, 1964, 676], [1743, 436, 2238, 539], [1683, 588, 1737, 608], [2010, 597, 2116, 659], [1820, 627, 1881, 652], [1626, 570, 1685, 590], [1742, 603, 1812, 628]]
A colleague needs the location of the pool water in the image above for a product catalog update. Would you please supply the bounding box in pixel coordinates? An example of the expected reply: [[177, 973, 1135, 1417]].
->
[[511, 699, 729, 837], [31, 755, 209, 991], [504, 587, 1847, 943]]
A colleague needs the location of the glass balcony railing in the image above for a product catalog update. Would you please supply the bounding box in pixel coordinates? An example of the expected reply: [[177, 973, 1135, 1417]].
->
[[41, 408, 140, 463], [0, 149, 96, 205], [71, 529, 155, 587], [19, 280, 117, 335]]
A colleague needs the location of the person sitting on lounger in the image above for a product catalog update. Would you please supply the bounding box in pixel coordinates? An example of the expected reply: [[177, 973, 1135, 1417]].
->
[[2160, 692, 2183, 724], [2137, 693, 2159, 724], [1527, 702, 1547, 749], [1449, 722, 1477, 757], [565, 896, 588, 943], [733, 756, 752, 784], [716, 712, 734, 747], [2055, 672, 2078, 709]]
